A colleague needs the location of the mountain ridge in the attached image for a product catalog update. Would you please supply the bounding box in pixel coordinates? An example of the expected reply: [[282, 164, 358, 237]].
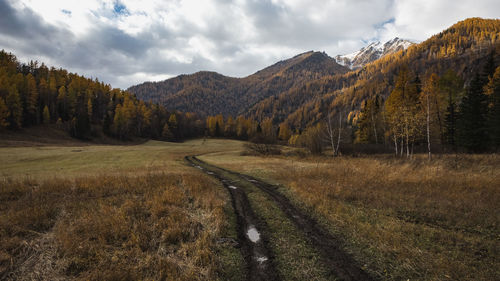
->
[[128, 18, 499, 130], [127, 50, 349, 116], [335, 37, 415, 69]]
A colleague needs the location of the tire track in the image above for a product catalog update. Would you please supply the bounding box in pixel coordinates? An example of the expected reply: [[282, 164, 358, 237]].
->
[[185, 156, 280, 281], [191, 156, 375, 281]]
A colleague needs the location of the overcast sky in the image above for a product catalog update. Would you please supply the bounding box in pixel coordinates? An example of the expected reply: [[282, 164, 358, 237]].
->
[[0, 0, 498, 89]]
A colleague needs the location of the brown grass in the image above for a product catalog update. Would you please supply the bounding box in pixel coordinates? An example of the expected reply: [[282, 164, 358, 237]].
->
[[201, 152, 500, 281], [0, 172, 229, 280]]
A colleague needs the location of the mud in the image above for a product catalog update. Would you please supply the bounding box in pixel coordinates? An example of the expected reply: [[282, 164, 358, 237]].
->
[[190, 156, 375, 281], [185, 156, 280, 281]]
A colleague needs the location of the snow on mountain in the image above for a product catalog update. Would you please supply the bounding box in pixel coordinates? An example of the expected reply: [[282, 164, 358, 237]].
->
[[335, 38, 415, 69]]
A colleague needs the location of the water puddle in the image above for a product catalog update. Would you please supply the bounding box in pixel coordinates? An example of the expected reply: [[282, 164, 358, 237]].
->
[[249, 179, 258, 183], [206, 171, 214, 175], [247, 226, 260, 243], [256, 256, 268, 264], [228, 185, 238, 190], [195, 165, 203, 169]]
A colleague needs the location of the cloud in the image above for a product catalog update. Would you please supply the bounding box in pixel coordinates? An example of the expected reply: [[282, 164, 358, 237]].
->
[[0, 0, 498, 89]]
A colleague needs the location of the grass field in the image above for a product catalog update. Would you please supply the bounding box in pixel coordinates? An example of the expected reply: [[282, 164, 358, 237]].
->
[[1, 138, 499, 280], [0, 139, 245, 281], [200, 151, 500, 280]]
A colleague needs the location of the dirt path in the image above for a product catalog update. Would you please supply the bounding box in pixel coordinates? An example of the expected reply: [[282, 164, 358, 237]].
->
[[185, 156, 280, 281], [190, 156, 375, 281]]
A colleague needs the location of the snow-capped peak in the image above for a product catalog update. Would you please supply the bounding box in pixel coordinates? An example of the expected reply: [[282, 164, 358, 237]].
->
[[335, 38, 415, 69]]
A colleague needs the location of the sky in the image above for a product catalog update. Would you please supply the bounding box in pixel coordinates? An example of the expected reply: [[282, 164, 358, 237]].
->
[[0, 0, 498, 89]]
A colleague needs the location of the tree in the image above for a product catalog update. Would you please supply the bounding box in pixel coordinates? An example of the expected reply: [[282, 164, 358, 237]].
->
[[25, 73, 39, 125], [0, 97, 9, 128], [422, 73, 440, 160], [355, 97, 381, 144], [260, 118, 275, 143], [457, 73, 489, 152], [325, 109, 345, 156], [43, 105, 50, 124], [384, 67, 423, 157], [485, 66, 500, 149], [278, 122, 291, 142], [224, 116, 236, 137], [57, 86, 67, 121], [297, 123, 324, 154], [162, 123, 174, 141], [6, 85, 22, 129], [440, 70, 464, 148]]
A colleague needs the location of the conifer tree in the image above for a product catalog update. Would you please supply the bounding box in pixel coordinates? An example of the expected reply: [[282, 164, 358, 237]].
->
[[25, 73, 39, 125], [485, 66, 500, 149], [6, 85, 22, 129], [457, 73, 488, 152], [0, 97, 9, 128], [440, 70, 464, 147]]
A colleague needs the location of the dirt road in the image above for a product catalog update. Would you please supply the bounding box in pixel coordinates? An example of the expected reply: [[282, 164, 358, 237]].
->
[[186, 156, 280, 281], [187, 156, 375, 281]]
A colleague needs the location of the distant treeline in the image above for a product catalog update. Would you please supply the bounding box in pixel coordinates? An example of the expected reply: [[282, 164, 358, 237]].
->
[[0, 50, 203, 141], [1, 48, 498, 154], [203, 57, 500, 154]]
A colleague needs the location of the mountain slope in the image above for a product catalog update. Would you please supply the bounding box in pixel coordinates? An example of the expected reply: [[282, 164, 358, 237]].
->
[[127, 51, 349, 116], [335, 38, 415, 69], [256, 18, 500, 129], [130, 18, 499, 131]]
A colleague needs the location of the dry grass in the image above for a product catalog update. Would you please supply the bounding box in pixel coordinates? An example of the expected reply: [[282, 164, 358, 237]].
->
[[201, 152, 500, 281], [0, 173, 228, 280], [0, 139, 246, 280]]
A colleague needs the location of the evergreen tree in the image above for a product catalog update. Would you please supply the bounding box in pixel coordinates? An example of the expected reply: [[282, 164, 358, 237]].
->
[[485, 66, 500, 149], [25, 73, 39, 125], [0, 97, 9, 128], [457, 73, 488, 152], [6, 85, 22, 129], [440, 70, 464, 147]]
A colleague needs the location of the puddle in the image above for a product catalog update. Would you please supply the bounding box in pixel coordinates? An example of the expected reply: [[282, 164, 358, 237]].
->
[[249, 179, 258, 182], [256, 256, 268, 264], [228, 185, 238, 190], [195, 166, 203, 169], [247, 226, 260, 243], [207, 171, 214, 175]]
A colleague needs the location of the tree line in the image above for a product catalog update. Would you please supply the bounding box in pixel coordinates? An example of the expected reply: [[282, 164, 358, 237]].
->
[[286, 56, 500, 155], [0, 50, 203, 141]]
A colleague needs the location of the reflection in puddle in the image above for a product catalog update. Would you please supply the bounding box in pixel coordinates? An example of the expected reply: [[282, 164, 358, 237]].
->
[[247, 226, 260, 243], [256, 256, 268, 264], [228, 185, 238, 190]]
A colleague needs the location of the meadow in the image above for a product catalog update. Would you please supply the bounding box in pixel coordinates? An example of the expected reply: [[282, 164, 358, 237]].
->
[[200, 151, 500, 280], [1, 138, 498, 280], [0, 139, 245, 281]]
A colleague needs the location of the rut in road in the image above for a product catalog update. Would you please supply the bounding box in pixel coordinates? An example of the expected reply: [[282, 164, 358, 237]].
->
[[191, 156, 375, 281], [185, 156, 280, 281]]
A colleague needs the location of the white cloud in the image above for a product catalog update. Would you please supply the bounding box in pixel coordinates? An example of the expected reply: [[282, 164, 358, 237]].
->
[[0, 0, 498, 89]]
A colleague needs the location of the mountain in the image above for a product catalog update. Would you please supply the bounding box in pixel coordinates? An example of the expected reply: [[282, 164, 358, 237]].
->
[[250, 18, 500, 129], [129, 18, 499, 131], [335, 38, 415, 69], [127, 51, 349, 117]]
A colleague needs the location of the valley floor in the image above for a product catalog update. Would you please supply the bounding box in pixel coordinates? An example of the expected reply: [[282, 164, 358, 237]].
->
[[0, 139, 498, 280]]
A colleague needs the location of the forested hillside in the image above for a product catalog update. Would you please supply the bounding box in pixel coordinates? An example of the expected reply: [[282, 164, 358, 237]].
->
[[0, 51, 203, 141], [128, 51, 348, 116], [2, 18, 499, 153]]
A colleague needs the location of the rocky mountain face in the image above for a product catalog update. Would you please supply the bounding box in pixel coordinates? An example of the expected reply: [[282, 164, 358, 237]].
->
[[335, 38, 415, 69]]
